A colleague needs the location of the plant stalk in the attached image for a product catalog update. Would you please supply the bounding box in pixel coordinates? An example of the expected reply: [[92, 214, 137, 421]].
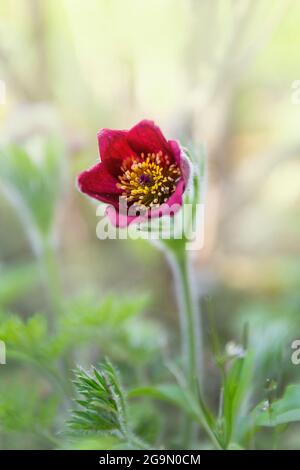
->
[[167, 240, 203, 394], [163, 238, 204, 447]]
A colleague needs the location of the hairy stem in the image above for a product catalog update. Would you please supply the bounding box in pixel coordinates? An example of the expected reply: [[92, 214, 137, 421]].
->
[[163, 238, 204, 447], [167, 240, 203, 393]]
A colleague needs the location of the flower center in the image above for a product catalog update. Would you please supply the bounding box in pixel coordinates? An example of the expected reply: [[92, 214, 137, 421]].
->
[[138, 173, 152, 185], [117, 151, 181, 209]]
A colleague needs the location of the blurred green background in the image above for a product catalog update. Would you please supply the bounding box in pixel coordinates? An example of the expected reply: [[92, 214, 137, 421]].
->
[[0, 0, 300, 450]]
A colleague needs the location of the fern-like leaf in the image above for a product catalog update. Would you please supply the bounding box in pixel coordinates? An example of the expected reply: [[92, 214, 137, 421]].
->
[[68, 359, 128, 439]]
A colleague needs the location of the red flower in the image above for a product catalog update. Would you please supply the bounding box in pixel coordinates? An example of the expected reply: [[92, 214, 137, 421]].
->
[[77, 120, 190, 227]]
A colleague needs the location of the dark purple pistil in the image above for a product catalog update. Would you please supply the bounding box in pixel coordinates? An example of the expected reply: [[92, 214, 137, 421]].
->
[[139, 174, 151, 185]]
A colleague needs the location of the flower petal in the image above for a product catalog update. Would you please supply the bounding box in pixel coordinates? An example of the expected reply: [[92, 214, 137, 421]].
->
[[106, 176, 187, 227], [168, 139, 183, 167], [77, 162, 121, 207], [127, 120, 172, 159], [78, 121, 192, 228], [106, 205, 141, 228], [149, 179, 185, 219], [97, 129, 137, 176]]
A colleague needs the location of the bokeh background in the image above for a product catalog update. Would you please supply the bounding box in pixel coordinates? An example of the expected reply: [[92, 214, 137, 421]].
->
[[0, 0, 300, 449]]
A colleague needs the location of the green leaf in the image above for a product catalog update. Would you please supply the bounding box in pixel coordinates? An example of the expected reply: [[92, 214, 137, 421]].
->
[[129, 383, 215, 427], [0, 312, 48, 357], [60, 294, 149, 330], [68, 359, 128, 436], [0, 140, 65, 243], [0, 378, 59, 434], [252, 384, 300, 427], [128, 383, 221, 449], [66, 360, 149, 450], [46, 293, 159, 363], [0, 294, 153, 369], [223, 351, 253, 445], [128, 384, 193, 417]]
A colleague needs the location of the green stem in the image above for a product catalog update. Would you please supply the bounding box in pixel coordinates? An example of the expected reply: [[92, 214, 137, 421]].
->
[[167, 240, 203, 394], [163, 238, 203, 447], [167, 240, 224, 449]]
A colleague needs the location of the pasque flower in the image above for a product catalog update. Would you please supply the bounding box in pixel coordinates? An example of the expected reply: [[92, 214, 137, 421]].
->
[[76, 121, 212, 448], [77, 120, 190, 227]]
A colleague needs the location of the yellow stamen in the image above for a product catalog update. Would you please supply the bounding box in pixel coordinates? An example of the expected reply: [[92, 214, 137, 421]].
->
[[117, 151, 181, 208]]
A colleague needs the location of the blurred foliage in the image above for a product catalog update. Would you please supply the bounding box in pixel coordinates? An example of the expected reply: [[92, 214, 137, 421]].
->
[[0, 379, 59, 435], [0, 0, 300, 451], [0, 141, 66, 252], [0, 264, 37, 308]]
